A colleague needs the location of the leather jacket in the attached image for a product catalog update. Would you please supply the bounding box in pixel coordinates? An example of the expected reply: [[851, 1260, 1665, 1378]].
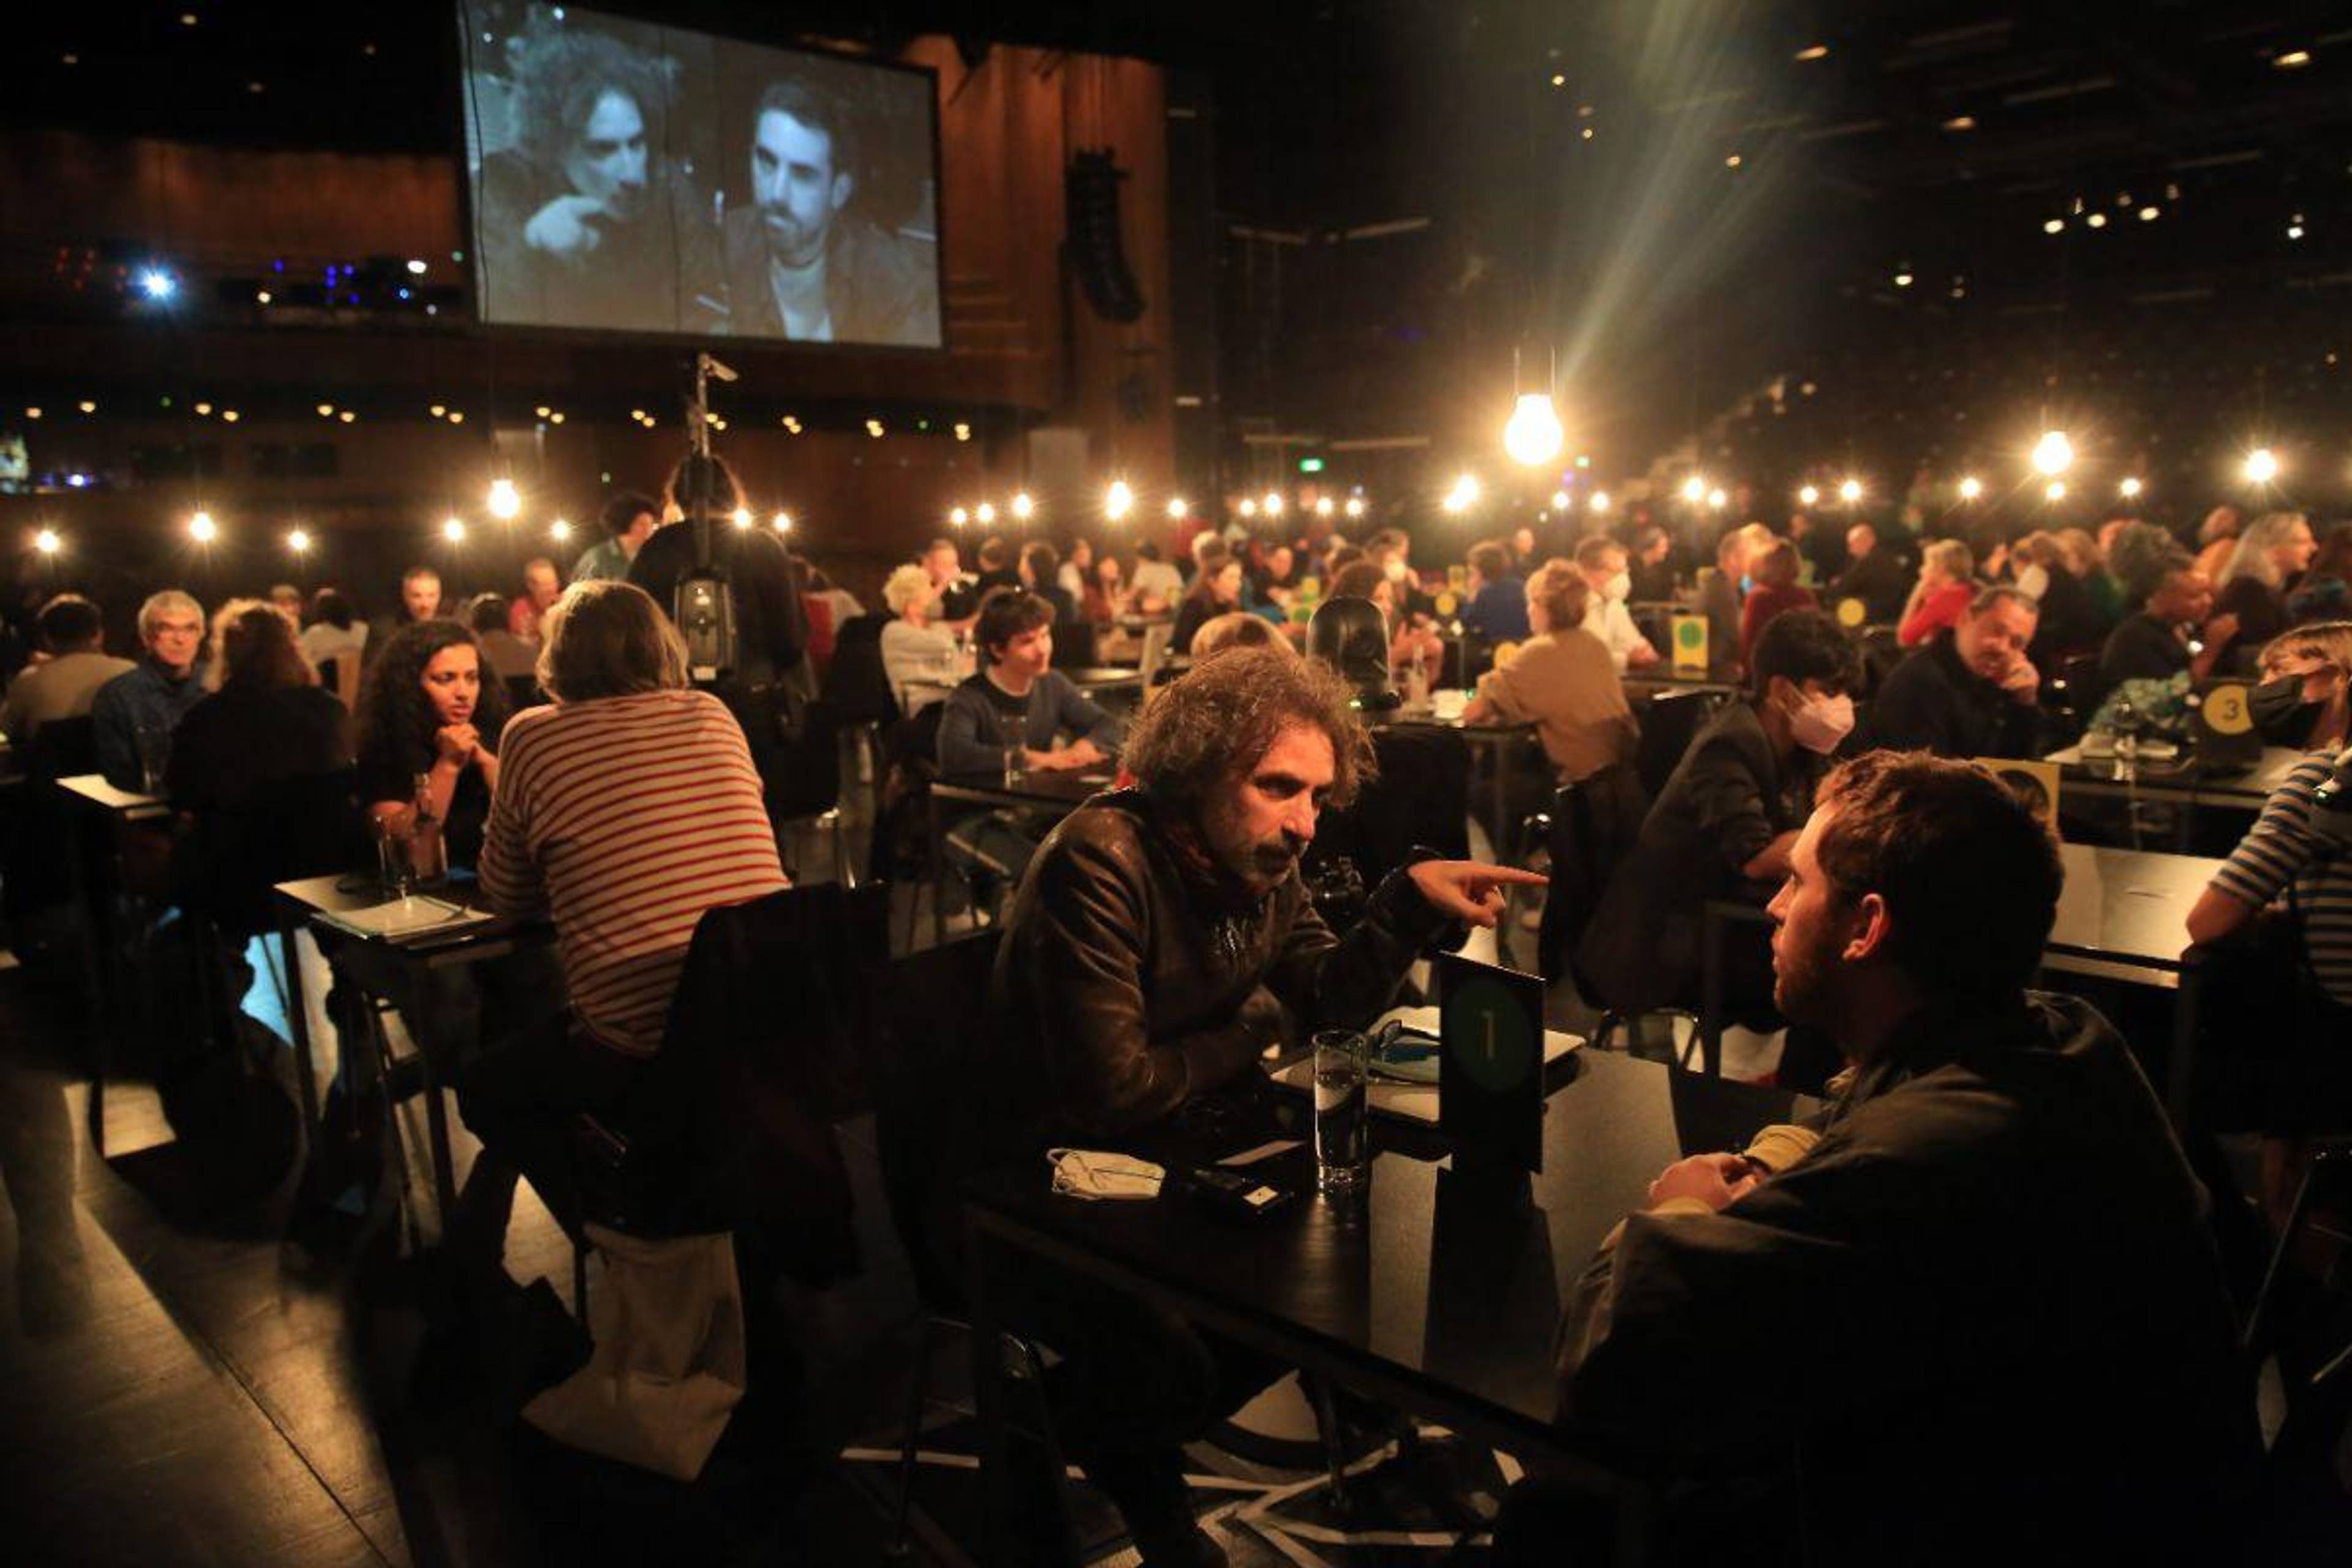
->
[[960, 789, 1458, 1159]]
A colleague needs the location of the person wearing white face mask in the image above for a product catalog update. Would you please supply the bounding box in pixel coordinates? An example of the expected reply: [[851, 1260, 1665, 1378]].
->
[[1578, 609, 1863, 1082], [1573, 535, 1660, 671]]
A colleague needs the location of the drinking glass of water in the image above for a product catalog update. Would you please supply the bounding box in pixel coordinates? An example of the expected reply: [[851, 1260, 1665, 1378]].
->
[[1313, 1028, 1371, 1195]]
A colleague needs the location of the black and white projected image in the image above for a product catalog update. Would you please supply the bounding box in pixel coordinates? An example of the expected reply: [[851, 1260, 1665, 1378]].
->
[[459, 0, 942, 349]]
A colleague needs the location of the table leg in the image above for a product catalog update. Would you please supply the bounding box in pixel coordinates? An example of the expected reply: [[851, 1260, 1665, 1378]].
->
[[412, 991, 463, 1224], [965, 1209, 1009, 1567], [63, 808, 108, 1150]]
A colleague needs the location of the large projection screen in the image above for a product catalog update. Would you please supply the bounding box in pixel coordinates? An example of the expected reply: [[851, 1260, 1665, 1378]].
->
[[456, 1, 943, 349]]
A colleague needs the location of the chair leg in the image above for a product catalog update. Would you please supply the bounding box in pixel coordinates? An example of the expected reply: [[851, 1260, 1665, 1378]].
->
[[1305, 1371, 1355, 1512], [1002, 1334, 1084, 1566], [889, 1316, 935, 1555]]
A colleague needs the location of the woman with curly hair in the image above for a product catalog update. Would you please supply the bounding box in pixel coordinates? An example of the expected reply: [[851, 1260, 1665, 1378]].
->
[[354, 618, 510, 875]]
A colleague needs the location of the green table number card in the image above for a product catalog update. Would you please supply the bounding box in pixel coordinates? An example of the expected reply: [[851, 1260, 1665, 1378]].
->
[[1438, 952, 1545, 1174]]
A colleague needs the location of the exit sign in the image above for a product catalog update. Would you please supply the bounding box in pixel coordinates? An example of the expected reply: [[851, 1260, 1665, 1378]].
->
[[1298, 458, 1325, 473]]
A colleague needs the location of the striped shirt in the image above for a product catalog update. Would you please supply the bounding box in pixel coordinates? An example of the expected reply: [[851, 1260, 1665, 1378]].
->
[[2209, 750, 2352, 1007], [479, 689, 788, 1057]]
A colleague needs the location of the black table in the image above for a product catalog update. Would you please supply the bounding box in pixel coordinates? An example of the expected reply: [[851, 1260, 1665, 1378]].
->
[[56, 774, 172, 1144], [927, 767, 1119, 944], [1621, 670, 1739, 707], [962, 1051, 1811, 1564], [2044, 742, 2302, 826]]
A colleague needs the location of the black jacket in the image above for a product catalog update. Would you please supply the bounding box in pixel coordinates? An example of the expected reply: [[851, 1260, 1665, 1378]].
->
[[1828, 548, 1909, 625], [1557, 992, 2259, 1564], [718, 207, 941, 348], [1858, 631, 2046, 760], [2093, 611, 2190, 709]]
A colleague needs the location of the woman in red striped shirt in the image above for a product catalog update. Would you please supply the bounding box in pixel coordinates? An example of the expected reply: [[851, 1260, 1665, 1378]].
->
[[458, 580, 788, 1261]]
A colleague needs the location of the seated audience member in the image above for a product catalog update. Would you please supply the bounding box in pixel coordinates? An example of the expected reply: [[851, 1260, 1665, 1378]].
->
[[879, 563, 968, 714], [1189, 608, 1287, 662], [1627, 523, 1677, 604], [1082, 552, 1131, 627], [1580, 610, 1861, 1019], [1463, 561, 1636, 784], [1896, 538, 1975, 647], [2093, 526, 2240, 708], [571, 489, 660, 583], [2, 594, 133, 741], [1365, 527, 1436, 619], [1329, 559, 1445, 685], [1508, 522, 1542, 575], [1020, 541, 1075, 624], [1057, 537, 1095, 602], [1790, 509, 1844, 585], [1828, 521, 1909, 625], [971, 535, 1020, 597], [628, 452, 809, 689], [936, 590, 1124, 881], [1251, 542, 1301, 607], [1697, 524, 1767, 677], [2192, 503, 2243, 586], [1738, 539, 1818, 666], [267, 583, 305, 630], [507, 557, 563, 644], [1172, 556, 1246, 653], [92, 589, 208, 791], [2067, 524, 2126, 628], [1531, 753, 2257, 1565], [357, 619, 513, 874], [468, 581, 788, 1259], [371, 565, 448, 658], [2186, 619, 2352, 1218], [2009, 529, 2104, 667], [1858, 586, 2045, 759], [1128, 540, 1184, 612], [166, 601, 349, 813], [296, 587, 368, 696], [923, 535, 980, 624], [1576, 535, 1661, 671], [467, 594, 540, 685], [2286, 524, 2352, 625], [2214, 510, 2318, 660], [952, 647, 1539, 1565], [1461, 540, 1531, 644]]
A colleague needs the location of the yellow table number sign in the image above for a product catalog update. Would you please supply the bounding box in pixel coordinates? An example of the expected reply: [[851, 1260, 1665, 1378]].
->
[[1670, 614, 1709, 675]]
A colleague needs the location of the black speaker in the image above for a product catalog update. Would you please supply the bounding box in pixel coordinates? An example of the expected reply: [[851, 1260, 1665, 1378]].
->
[[1066, 149, 1145, 323]]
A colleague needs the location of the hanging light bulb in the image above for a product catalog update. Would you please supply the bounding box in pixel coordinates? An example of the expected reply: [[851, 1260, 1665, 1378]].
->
[[1501, 391, 1565, 467], [2118, 477, 2144, 500], [1708, 488, 1728, 510], [1681, 475, 1707, 503], [729, 507, 753, 530], [441, 516, 466, 543], [2244, 447, 2280, 485], [1262, 491, 1284, 518], [189, 510, 218, 543], [486, 477, 521, 520], [1343, 496, 1367, 519], [1166, 497, 1189, 521], [772, 512, 793, 533], [1011, 492, 1035, 521], [1550, 490, 1570, 512], [975, 502, 997, 526], [1238, 498, 1258, 519], [1838, 477, 1864, 504], [2045, 480, 2067, 502], [1798, 484, 1821, 507], [1589, 491, 1611, 513], [287, 528, 311, 554], [550, 518, 573, 543], [2030, 429, 2074, 476], [1315, 497, 1335, 517], [949, 506, 970, 527], [1104, 480, 1134, 521], [1958, 475, 1984, 501], [35, 528, 61, 554]]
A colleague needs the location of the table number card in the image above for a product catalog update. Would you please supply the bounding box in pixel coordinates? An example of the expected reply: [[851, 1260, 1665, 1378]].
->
[[1437, 952, 1545, 1174]]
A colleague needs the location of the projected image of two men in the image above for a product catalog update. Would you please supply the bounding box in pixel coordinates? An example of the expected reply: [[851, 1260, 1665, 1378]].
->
[[461, 1, 942, 348]]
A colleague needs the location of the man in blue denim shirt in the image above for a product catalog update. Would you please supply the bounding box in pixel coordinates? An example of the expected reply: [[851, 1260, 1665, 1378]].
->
[[91, 589, 207, 791]]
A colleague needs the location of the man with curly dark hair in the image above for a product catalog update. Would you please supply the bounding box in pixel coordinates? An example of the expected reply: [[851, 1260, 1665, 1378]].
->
[[948, 644, 1540, 1568]]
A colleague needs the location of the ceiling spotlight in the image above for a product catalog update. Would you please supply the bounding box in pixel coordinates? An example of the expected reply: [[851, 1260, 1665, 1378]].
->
[[1893, 269, 1913, 287], [550, 519, 572, 543], [2045, 480, 2067, 502], [1262, 491, 1284, 517], [1838, 477, 1863, 503], [2043, 218, 2065, 235], [2138, 205, 2160, 222], [441, 516, 466, 543], [782, 415, 802, 434], [1166, 497, 1189, 521], [24, 407, 40, 420], [139, 268, 176, 300], [219, 410, 239, 422], [77, 400, 96, 414], [1306, 496, 1330, 518], [1680, 475, 1707, 503], [35, 529, 61, 555], [337, 410, 355, 424], [1725, 154, 1743, 169], [447, 411, 464, 424], [1589, 491, 1611, 513], [2274, 49, 2312, 70], [287, 529, 311, 554], [405, 258, 428, 275], [1344, 497, 1367, 519], [255, 290, 272, 304], [1502, 392, 1564, 466], [1707, 487, 1728, 510], [431, 404, 447, 418], [1011, 492, 1035, 521], [189, 511, 218, 543], [1441, 473, 1482, 515], [1958, 475, 1983, 500], [952, 421, 972, 442], [1104, 480, 1134, 521], [548, 412, 564, 425], [2119, 476, 2144, 499], [1238, 498, 1259, 519], [486, 477, 521, 519], [865, 418, 885, 439], [2030, 429, 2074, 476], [1798, 484, 1821, 506], [1942, 115, 1977, 132], [771, 511, 793, 533], [317, 402, 334, 417], [2287, 220, 2305, 241], [949, 505, 970, 527], [1550, 490, 1570, 512], [2244, 447, 2280, 485], [975, 501, 998, 526], [534, 405, 551, 418], [730, 507, 753, 530], [2085, 212, 2108, 229], [1793, 43, 1829, 62]]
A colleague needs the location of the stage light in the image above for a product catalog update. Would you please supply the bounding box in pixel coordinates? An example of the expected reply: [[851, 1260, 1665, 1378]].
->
[[976, 502, 998, 526], [405, 258, 428, 275], [730, 507, 753, 530], [550, 519, 572, 543], [1680, 475, 1707, 503], [1550, 491, 1570, 512], [1344, 497, 1367, 519], [1589, 491, 1611, 513], [1502, 393, 1564, 467], [2043, 218, 2065, 235], [1012, 492, 1035, 521], [189, 511, 217, 543], [949, 505, 970, 527], [486, 478, 521, 520], [441, 516, 466, 543], [1105, 480, 1134, 521], [1238, 499, 1258, 519], [1708, 487, 1728, 510], [287, 529, 311, 554], [1798, 484, 1820, 506], [140, 268, 176, 300], [2045, 481, 2067, 502], [772, 512, 793, 533], [1959, 475, 1983, 501], [2245, 447, 2280, 485], [1166, 497, 1189, 521], [35, 529, 60, 555], [1262, 492, 1284, 518], [2119, 477, 2144, 499], [1839, 477, 1863, 503], [2030, 429, 2073, 475], [65, 473, 88, 490]]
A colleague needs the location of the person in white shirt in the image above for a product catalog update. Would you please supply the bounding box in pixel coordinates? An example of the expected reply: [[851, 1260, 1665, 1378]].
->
[[880, 564, 970, 713], [1, 594, 135, 741], [1128, 541, 1185, 613], [1574, 535, 1660, 671]]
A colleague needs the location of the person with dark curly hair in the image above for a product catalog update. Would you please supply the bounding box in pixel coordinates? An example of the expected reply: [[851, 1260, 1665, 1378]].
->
[[354, 619, 511, 876], [941, 645, 1539, 1568]]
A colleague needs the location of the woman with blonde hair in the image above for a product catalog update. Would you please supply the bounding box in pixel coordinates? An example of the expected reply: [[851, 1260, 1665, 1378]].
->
[[2215, 511, 2319, 654], [880, 561, 969, 713], [1898, 538, 1977, 647]]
